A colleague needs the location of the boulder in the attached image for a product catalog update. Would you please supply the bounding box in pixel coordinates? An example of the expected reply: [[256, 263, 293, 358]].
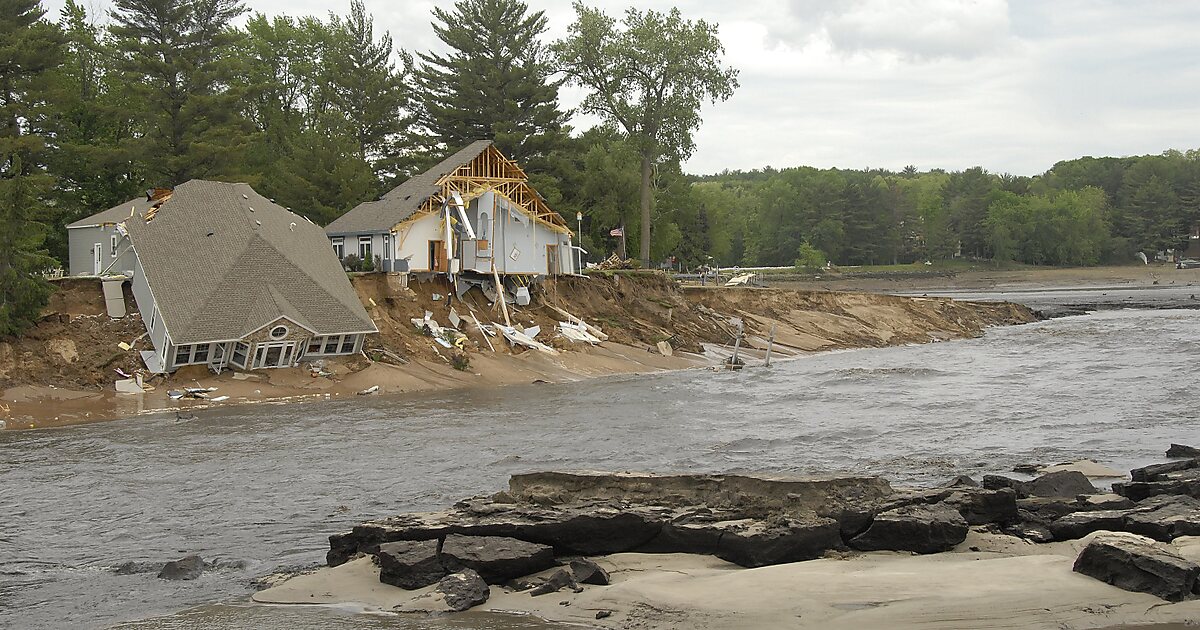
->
[[157, 555, 205, 581], [1131, 459, 1200, 483], [1073, 534, 1200, 601], [530, 568, 576, 596], [1022, 471, 1097, 498], [569, 558, 610, 585], [435, 569, 490, 612], [439, 535, 554, 584], [945, 475, 978, 488], [1123, 495, 1200, 542], [982, 475, 1021, 492], [376, 540, 445, 590], [1168, 444, 1200, 459], [941, 488, 1018, 526], [714, 517, 843, 568], [1006, 522, 1053, 543], [1116, 468, 1200, 501], [849, 504, 968, 554], [1047, 495, 1200, 542]]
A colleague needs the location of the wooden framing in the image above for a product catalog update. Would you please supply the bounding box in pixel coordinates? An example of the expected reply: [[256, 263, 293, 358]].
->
[[391, 145, 572, 236]]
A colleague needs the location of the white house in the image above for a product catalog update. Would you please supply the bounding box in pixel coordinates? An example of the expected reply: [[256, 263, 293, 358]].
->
[[325, 140, 577, 278]]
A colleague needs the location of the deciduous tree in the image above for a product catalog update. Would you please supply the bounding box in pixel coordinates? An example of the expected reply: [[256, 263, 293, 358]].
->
[[554, 3, 738, 265]]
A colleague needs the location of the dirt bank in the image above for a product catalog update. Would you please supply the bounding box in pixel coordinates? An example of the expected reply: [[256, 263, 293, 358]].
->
[[0, 273, 1036, 430]]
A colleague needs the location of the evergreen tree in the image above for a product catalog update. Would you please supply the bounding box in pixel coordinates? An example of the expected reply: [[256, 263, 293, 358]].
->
[[415, 0, 567, 164], [0, 0, 64, 336], [41, 1, 144, 262], [324, 0, 415, 183], [109, 0, 249, 183]]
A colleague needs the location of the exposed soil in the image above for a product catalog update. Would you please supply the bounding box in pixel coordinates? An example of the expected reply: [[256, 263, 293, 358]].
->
[[0, 272, 1037, 429]]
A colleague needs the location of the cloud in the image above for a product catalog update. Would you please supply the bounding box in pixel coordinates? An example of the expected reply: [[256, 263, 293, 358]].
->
[[773, 0, 1013, 60]]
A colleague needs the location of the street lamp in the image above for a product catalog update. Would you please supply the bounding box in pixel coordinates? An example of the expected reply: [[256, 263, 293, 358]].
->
[[576, 211, 583, 274]]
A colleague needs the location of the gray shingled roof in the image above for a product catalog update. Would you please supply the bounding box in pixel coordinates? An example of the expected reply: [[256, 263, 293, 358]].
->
[[124, 180, 377, 345], [67, 197, 154, 228], [325, 140, 493, 235]]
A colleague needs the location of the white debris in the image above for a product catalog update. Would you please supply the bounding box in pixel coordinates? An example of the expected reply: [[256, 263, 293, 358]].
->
[[495, 324, 558, 354], [558, 322, 601, 344], [357, 385, 380, 395]]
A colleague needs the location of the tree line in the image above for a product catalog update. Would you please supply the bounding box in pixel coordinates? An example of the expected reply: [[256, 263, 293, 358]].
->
[[694, 150, 1200, 270]]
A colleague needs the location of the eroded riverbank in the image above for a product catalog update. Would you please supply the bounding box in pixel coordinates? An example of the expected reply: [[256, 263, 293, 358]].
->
[[0, 273, 1034, 430]]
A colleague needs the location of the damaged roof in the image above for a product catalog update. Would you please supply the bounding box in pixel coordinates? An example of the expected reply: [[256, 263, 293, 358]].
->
[[124, 180, 377, 345], [67, 197, 155, 229], [325, 140, 493, 235]]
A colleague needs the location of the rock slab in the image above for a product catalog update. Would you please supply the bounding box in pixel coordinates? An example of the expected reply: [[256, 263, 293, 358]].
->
[[850, 504, 968, 554], [1073, 534, 1200, 601], [439, 534, 554, 584], [377, 540, 444, 590]]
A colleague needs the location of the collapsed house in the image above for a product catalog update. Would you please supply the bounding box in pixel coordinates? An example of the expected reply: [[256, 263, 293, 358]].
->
[[325, 141, 578, 284], [79, 180, 377, 373], [65, 192, 161, 277]]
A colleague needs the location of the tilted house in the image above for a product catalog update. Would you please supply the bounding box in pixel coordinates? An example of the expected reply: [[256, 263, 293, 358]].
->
[[121, 180, 377, 373], [325, 140, 577, 277]]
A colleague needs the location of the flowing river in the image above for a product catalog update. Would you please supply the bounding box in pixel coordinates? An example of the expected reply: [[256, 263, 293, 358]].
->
[[2, 302, 1199, 629]]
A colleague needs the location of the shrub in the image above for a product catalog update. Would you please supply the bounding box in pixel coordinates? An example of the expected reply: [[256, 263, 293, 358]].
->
[[793, 241, 826, 271]]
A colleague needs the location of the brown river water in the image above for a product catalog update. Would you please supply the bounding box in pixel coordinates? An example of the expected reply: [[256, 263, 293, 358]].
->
[[2, 297, 1199, 629]]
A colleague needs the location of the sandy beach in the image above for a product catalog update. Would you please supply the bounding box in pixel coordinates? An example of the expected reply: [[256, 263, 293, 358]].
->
[[255, 530, 1200, 629]]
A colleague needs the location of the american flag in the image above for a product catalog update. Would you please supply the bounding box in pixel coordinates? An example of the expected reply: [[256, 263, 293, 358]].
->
[[609, 227, 623, 237]]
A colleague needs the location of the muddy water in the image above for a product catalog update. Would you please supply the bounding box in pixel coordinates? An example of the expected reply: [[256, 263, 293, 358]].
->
[[2, 308, 1199, 629]]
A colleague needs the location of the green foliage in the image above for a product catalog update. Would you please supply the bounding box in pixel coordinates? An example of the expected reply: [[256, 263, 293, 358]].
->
[[0, 0, 64, 336], [793, 242, 825, 271], [415, 0, 567, 164], [554, 3, 738, 264], [109, 0, 251, 183]]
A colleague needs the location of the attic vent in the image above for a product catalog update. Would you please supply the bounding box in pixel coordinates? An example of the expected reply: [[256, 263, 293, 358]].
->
[[289, 222, 296, 231], [255, 220, 262, 226], [242, 194, 248, 200], [206, 231, 214, 237], [248, 206, 255, 212]]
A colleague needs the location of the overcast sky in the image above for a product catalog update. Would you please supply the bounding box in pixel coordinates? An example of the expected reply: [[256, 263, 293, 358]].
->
[[56, 0, 1200, 176]]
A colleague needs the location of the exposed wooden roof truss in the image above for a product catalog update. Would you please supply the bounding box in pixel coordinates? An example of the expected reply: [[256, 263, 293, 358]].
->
[[402, 145, 572, 235]]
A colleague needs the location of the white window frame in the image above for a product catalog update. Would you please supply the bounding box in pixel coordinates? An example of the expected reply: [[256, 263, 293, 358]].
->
[[383, 234, 391, 261], [358, 235, 372, 261], [110, 234, 118, 257], [331, 237, 344, 260], [303, 334, 361, 357]]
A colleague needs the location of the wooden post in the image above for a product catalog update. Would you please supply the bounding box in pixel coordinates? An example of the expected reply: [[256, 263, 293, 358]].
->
[[491, 261, 511, 327], [765, 323, 776, 368], [470, 310, 495, 352], [730, 319, 743, 369]]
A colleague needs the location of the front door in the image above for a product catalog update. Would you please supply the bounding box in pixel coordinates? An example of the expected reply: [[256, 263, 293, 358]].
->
[[93, 243, 102, 275], [429, 240, 447, 272], [251, 341, 297, 369], [547, 244, 560, 276]]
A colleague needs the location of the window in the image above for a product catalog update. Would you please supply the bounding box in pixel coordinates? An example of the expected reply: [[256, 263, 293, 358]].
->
[[323, 336, 340, 354], [232, 342, 249, 368], [307, 337, 323, 354], [110, 234, 118, 257], [383, 234, 391, 261], [331, 237, 344, 260], [269, 325, 288, 340], [340, 334, 357, 354], [358, 235, 372, 260], [174, 344, 191, 366], [193, 344, 209, 363]]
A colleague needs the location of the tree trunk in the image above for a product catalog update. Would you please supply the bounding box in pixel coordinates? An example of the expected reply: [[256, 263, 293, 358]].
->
[[639, 154, 652, 266]]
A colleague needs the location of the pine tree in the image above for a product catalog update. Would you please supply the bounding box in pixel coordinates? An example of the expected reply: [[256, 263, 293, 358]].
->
[[324, 0, 415, 183], [415, 0, 567, 164], [41, 1, 144, 262], [109, 0, 249, 183], [0, 0, 64, 336]]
